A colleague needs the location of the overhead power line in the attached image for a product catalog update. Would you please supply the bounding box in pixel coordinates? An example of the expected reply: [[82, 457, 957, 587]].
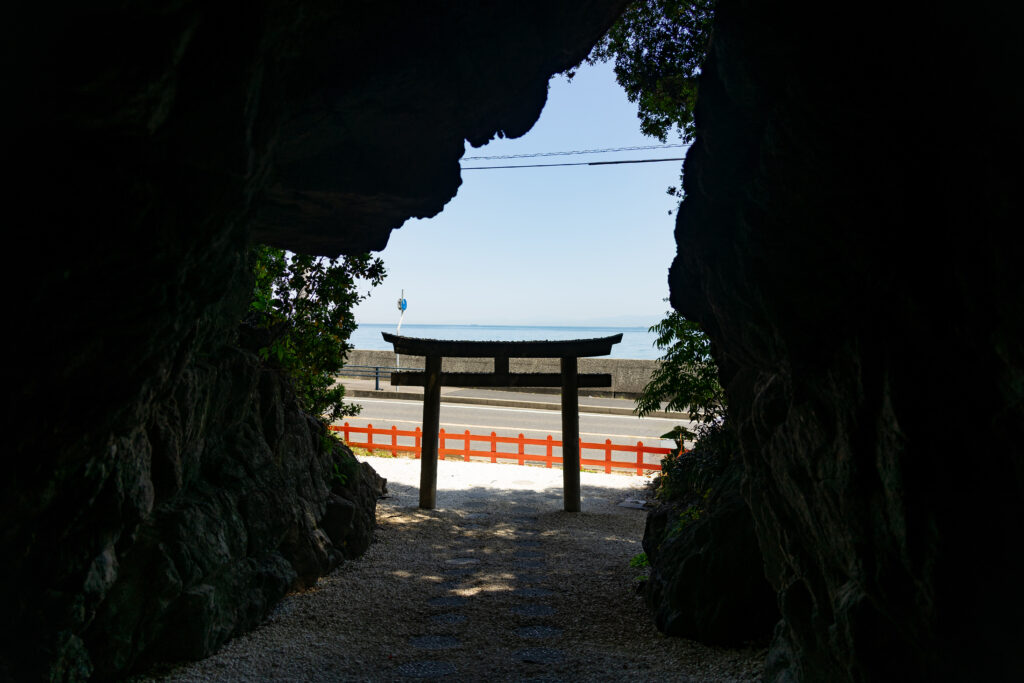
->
[[461, 157, 686, 170], [461, 143, 689, 161]]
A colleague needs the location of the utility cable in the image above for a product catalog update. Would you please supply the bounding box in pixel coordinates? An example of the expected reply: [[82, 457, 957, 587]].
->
[[461, 157, 685, 170], [462, 143, 689, 161]]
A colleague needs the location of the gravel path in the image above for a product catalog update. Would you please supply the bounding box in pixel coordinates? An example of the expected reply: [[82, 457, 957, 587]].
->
[[143, 456, 765, 682]]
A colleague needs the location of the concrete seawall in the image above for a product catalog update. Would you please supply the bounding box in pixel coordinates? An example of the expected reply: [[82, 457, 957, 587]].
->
[[345, 349, 659, 399]]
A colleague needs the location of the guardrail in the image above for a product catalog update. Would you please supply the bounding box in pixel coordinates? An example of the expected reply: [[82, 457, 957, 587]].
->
[[338, 365, 417, 390], [329, 423, 672, 475]]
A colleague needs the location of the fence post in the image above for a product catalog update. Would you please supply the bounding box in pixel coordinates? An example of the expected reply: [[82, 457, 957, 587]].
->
[[439, 428, 446, 461], [415, 427, 421, 460], [636, 441, 644, 476], [367, 424, 373, 451], [518, 434, 525, 466], [464, 430, 471, 462], [546, 435, 553, 468], [374, 365, 381, 390], [391, 425, 398, 456], [344, 422, 351, 443], [490, 432, 497, 463], [605, 439, 613, 474]]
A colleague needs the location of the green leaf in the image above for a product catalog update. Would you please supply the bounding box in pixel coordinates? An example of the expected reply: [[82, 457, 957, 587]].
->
[[246, 244, 387, 423]]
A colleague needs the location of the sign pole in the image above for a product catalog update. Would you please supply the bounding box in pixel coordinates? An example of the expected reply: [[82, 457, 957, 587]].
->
[[396, 289, 407, 369]]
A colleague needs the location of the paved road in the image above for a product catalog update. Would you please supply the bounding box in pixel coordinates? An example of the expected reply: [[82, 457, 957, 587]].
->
[[336, 396, 694, 471]]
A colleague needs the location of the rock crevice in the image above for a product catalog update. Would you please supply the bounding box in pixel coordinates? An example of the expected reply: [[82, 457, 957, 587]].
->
[[669, 1, 1024, 680], [19, 338, 386, 680], [3, 2, 627, 679]]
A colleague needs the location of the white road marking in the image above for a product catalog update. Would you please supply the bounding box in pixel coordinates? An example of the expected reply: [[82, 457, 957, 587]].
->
[[335, 417, 678, 444], [346, 397, 686, 422]]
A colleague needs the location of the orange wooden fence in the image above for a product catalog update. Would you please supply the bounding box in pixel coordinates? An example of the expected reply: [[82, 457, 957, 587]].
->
[[328, 423, 670, 475]]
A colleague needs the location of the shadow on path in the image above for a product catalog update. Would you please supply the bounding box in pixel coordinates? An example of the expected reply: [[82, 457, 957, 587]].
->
[[145, 459, 765, 682]]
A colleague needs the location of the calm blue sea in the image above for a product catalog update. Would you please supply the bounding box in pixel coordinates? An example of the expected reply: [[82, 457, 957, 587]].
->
[[350, 324, 660, 360]]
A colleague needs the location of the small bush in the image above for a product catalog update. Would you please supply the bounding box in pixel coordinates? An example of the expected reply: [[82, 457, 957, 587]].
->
[[655, 420, 736, 503], [246, 245, 385, 423], [630, 552, 651, 568]]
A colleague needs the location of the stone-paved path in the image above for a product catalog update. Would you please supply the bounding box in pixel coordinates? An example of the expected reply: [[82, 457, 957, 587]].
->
[[396, 509, 571, 680], [143, 457, 765, 682]]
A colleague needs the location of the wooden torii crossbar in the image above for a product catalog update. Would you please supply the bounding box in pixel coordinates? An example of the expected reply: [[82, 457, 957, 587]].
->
[[382, 332, 623, 512]]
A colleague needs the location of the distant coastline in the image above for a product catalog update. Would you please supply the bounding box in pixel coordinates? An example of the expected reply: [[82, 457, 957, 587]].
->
[[349, 323, 660, 360]]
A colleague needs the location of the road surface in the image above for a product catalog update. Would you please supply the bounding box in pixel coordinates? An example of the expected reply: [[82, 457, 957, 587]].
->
[[336, 396, 694, 472]]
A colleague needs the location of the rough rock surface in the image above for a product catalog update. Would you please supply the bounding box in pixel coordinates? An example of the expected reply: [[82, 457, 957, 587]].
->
[[11, 0, 1021, 680], [670, 1, 1024, 680], [11, 332, 387, 681], [643, 462, 778, 646], [140, 455, 768, 682], [2, 2, 626, 680]]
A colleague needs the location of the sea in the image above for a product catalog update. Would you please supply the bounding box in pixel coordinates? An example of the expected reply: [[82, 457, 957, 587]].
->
[[349, 324, 660, 360]]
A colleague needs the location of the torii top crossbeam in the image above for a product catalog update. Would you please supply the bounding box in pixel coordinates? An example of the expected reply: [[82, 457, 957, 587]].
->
[[382, 333, 623, 390], [381, 332, 623, 512], [382, 333, 622, 358]]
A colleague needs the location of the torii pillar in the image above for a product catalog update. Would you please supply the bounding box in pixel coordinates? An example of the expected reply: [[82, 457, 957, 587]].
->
[[382, 333, 622, 511], [560, 357, 581, 511]]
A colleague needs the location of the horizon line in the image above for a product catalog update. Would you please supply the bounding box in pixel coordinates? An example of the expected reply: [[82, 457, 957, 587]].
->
[[355, 322, 655, 328]]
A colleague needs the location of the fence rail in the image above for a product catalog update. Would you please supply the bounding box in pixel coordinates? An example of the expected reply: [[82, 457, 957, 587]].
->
[[329, 423, 671, 475], [337, 365, 417, 390]]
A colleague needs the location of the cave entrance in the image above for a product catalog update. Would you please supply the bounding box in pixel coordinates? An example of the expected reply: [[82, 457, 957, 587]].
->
[[382, 332, 622, 512]]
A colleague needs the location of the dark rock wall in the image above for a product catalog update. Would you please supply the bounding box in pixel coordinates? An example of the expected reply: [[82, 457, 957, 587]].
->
[[15, 0, 1018, 680], [2, 1, 626, 680], [642, 462, 778, 646], [82, 342, 386, 678], [671, 1, 1024, 680], [5, 327, 387, 681]]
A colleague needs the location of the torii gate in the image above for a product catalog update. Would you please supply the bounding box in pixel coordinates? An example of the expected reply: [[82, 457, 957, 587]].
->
[[382, 332, 622, 512]]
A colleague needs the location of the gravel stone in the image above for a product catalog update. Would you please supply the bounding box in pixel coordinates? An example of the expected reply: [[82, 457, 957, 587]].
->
[[428, 596, 469, 608], [394, 660, 458, 678], [510, 604, 556, 617], [513, 587, 555, 598], [515, 648, 565, 664], [409, 635, 461, 651], [143, 456, 766, 682], [513, 574, 544, 584], [441, 568, 475, 578], [514, 560, 544, 569], [515, 626, 564, 640], [429, 613, 467, 625], [445, 557, 480, 566]]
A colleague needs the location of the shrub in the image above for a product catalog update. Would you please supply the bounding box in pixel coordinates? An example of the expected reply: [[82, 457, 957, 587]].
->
[[246, 245, 385, 422], [635, 309, 725, 422]]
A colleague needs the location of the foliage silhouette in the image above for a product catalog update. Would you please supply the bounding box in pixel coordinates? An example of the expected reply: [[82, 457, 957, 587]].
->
[[570, 0, 715, 201], [635, 309, 725, 422], [581, 0, 715, 144], [247, 245, 385, 422]]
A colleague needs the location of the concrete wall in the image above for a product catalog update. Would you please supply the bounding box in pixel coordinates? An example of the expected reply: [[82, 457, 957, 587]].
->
[[345, 349, 658, 398]]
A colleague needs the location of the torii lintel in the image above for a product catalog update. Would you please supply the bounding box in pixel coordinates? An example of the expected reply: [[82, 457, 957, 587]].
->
[[381, 333, 623, 512]]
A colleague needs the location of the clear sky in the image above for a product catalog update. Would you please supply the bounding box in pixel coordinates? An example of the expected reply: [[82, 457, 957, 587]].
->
[[352, 61, 683, 327]]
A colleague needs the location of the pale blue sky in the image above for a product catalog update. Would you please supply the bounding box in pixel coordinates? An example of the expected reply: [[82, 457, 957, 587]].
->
[[353, 61, 683, 327]]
